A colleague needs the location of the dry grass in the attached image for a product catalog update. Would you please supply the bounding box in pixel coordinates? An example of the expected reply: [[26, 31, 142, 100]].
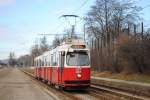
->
[[92, 70, 150, 84], [22, 68, 34, 74]]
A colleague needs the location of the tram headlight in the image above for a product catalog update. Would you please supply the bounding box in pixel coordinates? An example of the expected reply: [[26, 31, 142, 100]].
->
[[77, 73, 82, 78]]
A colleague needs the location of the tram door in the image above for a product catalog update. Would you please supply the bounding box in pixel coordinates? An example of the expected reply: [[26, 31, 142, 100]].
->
[[59, 52, 65, 84]]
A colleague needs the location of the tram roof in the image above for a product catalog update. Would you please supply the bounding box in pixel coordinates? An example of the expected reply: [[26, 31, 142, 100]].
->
[[35, 39, 89, 60]]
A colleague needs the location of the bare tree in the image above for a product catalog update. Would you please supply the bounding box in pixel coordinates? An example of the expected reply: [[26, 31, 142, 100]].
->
[[85, 0, 141, 72], [30, 36, 49, 66], [31, 44, 41, 57], [40, 36, 49, 53], [52, 36, 62, 47], [8, 52, 16, 66], [18, 55, 32, 67]]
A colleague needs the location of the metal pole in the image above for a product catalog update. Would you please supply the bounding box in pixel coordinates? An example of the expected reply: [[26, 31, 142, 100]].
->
[[84, 24, 86, 42], [141, 22, 144, 40]]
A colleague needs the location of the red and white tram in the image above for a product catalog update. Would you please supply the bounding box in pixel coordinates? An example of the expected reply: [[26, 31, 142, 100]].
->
[[34, 39, 90, 89]]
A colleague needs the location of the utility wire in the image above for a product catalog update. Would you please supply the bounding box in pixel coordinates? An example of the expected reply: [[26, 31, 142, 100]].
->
[[51, 0, 90, 34], [38, 0, 90, 37], [51, 22, 64, 34], [72, 0, 89, 14]]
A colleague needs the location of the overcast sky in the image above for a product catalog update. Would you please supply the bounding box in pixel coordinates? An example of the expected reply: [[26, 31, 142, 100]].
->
[[0, 0, 150, 59]]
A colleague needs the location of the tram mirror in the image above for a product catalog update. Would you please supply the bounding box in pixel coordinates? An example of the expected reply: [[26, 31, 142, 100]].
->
[[61, 51, 65, 56], [70, 54, 75, 57], [68, 49, 74, 52]]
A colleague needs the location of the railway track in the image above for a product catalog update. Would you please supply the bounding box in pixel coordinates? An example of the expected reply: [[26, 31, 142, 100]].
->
[[90, 83, 150, 100], [20, 68, 150, 100], [20, 69, 99, 100]]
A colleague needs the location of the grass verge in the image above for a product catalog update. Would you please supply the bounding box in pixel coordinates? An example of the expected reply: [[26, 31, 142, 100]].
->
[[92, 70, 150, 84]]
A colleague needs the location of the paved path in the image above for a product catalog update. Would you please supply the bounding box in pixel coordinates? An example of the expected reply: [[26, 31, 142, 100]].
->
[[92, 76, 150, 87], [0, 68, 54, 100]]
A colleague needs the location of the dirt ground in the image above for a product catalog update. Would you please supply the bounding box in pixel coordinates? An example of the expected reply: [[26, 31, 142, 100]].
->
[[0, 67, 54, 100]]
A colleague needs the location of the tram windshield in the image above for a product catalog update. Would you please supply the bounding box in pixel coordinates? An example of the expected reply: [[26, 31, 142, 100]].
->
[[66, 51, 90, 66]]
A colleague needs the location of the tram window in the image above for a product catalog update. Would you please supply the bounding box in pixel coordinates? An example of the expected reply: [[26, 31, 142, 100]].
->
[[52, 56, 54, 66], [60, 52, 65, 68], [38, 60, 39, 67], [66, 51, 90, 66], [48, 57, 50, 66], [52, 53, 57, 66], [56, 54, 58, 66], [45, 59, 46, 66], [39, 60, 40, 67], [37, 60, 39, 67], [42, 61, 44, 66], [40, 60, 42, 67], [37, 60, 38, 67], [39, 60, 40, 66], [49, 58, 51, 66], [51, 55, 53, 66], [36, 61, 37, 66], [49, 55, 51, 66], [47, 61, 48, 66], [54, 53, 56, 66], [62, 51, 65, 56], [41, 60, 42, 67]]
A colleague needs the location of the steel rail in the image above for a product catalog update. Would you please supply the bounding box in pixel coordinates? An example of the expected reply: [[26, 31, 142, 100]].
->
[[20, 68, 150, 100], [90, 83, 150, 100], [20, 69, 81, 100]]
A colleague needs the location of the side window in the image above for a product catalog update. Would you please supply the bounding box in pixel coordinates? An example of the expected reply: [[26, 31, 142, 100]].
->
[[52, 53, 58, 66], [37, 60, 38, 67], [34, 61, 36, 66], [39, 60, 41, 67], [42, 60, 44, 66], [55, 53, 58, 66], [59, 52, 65, 68], [41, 58, 44, 66], [53, 53, 56, 66], [54, 53, 56, 66], [34, 61, 37, 67], [59, 53, 61, 67], [38, 60, 39, 67], [51, 54, 53, 66], [37, 60, 39, 67], [45, 58, 47, 66], [49, 55, 50, 66], [35, 61, 37, 67], [34, 61, 35, 66], [49, 55, 51, 66]]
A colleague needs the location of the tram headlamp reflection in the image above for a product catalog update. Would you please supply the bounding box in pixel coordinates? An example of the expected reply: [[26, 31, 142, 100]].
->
[[77, 73, 82, 78]]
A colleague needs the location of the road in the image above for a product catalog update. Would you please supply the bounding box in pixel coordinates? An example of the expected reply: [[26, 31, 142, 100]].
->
[[0, 68, 54, 100]]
